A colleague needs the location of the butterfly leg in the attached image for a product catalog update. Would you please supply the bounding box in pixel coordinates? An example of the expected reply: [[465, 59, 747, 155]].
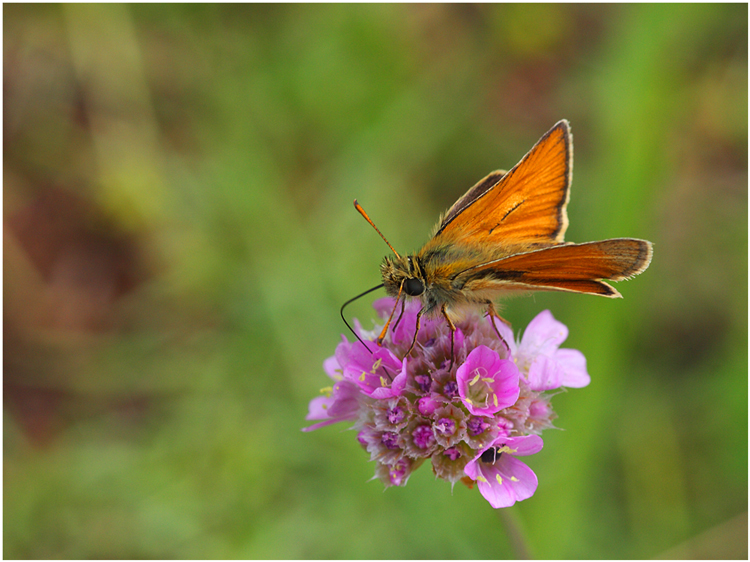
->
[[485, 301, 511, 354], [391, 298, 407, 333], [376, 295, 403, 347], [403, 306, 425, 359], [440, 303, 457, 371], [374, 297, 402, 382]]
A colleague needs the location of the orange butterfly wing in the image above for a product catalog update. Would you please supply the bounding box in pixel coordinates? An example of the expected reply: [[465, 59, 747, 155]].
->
[[453, 239, 654, 298], [435, 120, 571, 246]]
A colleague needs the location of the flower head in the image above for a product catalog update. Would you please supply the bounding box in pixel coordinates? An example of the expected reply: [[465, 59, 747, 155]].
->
[[305, 301, 589, 508]]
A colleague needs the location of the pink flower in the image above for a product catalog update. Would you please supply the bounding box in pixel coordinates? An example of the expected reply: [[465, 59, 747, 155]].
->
[[509, 310, 590, 390], [303, 356, 362, 431], [456, 345, 520, 416], [336, 337, 406, 398], [464, 435, 544, 508]]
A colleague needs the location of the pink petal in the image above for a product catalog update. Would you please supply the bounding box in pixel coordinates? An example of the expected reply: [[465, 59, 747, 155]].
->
[[554, 348, 590, 388], [326, 381, 361, 418], [494, 455, 538, 502], [370, 369, 405, 400], [476, 469, 517, 508], [305, 395, 333, 421], [500, 434, 544, 456], [301, 419, 341, 432], [323, 356, 342, 380], [340, 343, 402, 396], [372, 297, 398, 318], [303, 380, 362, 431], [520, 310, 568, 356], [462, 452, 482, 481], [526, 355, 565, 391]]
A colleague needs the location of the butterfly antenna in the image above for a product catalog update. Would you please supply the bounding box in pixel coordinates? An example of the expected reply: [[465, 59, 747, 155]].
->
[[354, 200, 401, 259], [340, 283, 385, 354]]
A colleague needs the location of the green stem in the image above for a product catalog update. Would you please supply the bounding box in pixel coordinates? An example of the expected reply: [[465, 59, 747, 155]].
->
[[498, 508, 532, 559]]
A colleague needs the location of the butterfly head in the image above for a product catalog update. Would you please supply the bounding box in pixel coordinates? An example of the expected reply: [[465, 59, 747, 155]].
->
[[381, 255, 425, 298]]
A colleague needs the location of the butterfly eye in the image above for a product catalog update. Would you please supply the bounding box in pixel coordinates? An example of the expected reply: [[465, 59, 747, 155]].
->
[[403, 278, 424, 296]]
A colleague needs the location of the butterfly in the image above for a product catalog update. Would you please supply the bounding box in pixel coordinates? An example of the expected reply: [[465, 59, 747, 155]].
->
[[345, 120, 653, 359]]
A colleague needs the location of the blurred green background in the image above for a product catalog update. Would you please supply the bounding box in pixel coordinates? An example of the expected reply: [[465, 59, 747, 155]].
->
[[4, 4, 747, 559]]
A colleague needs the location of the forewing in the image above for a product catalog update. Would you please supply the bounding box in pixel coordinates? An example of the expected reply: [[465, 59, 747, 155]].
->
[[454, 239, 653, 298], [439, 170, 506, 231], [436, 120, 572, 245]]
